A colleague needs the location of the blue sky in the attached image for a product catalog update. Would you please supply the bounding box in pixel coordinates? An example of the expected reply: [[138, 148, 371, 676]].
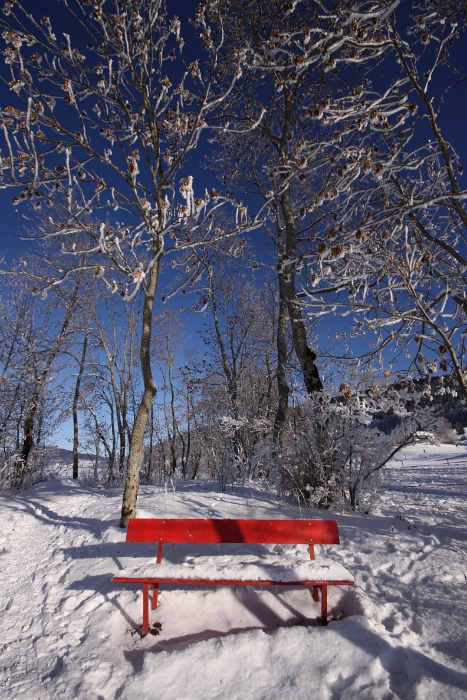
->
[[1, 0, 466, 448]]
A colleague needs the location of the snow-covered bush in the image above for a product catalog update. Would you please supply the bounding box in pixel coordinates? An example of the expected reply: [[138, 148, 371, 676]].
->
[[0, 446, 65, 493], [277, 382, 443, 512], [436, 418, 458, 445]]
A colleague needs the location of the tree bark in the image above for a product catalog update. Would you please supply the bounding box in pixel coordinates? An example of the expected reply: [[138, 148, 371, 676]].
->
[[146, 403, 154, 480], [120, 256, 159, 527], [281, 187, 322, 394], [72, 314, 90, 480], [279, 90, 322, 395], [273, 278, 289, 446]]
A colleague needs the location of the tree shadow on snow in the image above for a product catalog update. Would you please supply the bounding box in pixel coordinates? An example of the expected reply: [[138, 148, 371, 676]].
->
[[3, 498, 117, 537]]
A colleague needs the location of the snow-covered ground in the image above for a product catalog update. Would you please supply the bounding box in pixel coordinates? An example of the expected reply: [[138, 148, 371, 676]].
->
[[2, 443, 467, 699]]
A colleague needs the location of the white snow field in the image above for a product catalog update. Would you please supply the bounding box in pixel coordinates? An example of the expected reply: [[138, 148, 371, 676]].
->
[[2, 443, 467, 699]]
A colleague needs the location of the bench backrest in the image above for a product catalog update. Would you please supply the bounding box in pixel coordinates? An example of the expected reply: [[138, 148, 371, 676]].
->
[[126, 518, 340, 545]]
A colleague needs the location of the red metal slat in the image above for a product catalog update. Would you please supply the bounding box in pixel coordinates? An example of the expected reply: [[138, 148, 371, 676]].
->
[[156, 543, 163, 563], [112, 576, 354, 586], [151, 584, 159, 610], [126, 518, 340, 545], [321, 585, 328, 625], [142, 583, 149, 636]]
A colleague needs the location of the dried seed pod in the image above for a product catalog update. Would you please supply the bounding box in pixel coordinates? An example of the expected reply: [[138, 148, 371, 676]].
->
[[339, 383, 352, 400]]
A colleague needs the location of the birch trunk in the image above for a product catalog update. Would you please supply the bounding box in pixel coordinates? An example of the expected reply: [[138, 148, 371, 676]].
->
[[120, 257, 159, 527]]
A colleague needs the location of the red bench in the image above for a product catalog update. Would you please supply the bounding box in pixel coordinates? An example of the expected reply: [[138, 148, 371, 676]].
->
[[112, 518, 353, 635]]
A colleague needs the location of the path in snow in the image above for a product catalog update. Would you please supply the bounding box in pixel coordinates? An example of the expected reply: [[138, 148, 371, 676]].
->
[[1, 444, 467, 699]]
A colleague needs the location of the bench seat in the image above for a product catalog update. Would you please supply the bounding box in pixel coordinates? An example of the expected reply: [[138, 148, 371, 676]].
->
[[113, 555, 353, 584]]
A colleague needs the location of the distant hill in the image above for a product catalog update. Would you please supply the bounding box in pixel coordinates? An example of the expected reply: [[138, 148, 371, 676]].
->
[[371, 375, 467, 435], [52, 447, 96, 462]]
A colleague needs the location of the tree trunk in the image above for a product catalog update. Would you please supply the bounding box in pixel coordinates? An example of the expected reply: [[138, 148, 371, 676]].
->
[[72, 316, 90, 480], [94, 308, 131, 474], [273, 278, 289, 446], [208, 268, 243, 459], [280, 186, 322, 395], [120, 257, 159, 527], [279, 89, 322, 396], [146, 403, 154, 480]]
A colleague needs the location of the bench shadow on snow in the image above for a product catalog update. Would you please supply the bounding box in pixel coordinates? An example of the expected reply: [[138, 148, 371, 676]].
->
[[122, 590, 323, 667], [120, 587, 364, 660], [116, 582, 467, 697], [69, 570, 361, 655]]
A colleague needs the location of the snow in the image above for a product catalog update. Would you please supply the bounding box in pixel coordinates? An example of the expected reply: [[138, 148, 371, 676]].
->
[[2, 443, 467, 699], [114, 557, 353, 583]]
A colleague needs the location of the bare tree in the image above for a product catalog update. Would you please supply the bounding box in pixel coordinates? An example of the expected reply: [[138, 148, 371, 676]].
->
[[0, 281, 34, 448], [206, 0, 408, 442], [0, 0, 262, 523], [152, 309, 184, 477], [92, 296, 138, 474], [299, 1, 467, 392], [13, 270, 82, 487], [0, 279, 36, 488], [72, 305, 91, 480], [194, 261, 277, 478]]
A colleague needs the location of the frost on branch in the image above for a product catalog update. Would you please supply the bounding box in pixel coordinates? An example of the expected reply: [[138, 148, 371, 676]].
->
[[179, 176, 194, 216], [295, 0, 467, 400], [0, 0, 251, 299]]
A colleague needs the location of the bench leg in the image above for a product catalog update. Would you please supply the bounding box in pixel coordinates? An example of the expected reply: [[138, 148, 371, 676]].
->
[[321, 586, 328, 626], [313, 586, 319, 602], [142, 583, 149, 636], [152, 584, 159, 610]]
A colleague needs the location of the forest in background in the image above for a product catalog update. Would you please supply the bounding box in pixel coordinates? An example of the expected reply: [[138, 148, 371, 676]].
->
[[0, 0, 466, 524]]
